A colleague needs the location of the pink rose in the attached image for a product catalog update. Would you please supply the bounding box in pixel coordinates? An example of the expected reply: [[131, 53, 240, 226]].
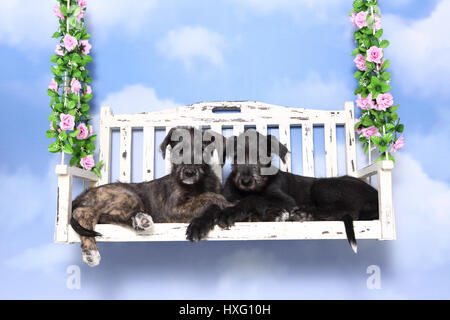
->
[[59, 113, 75, 131], [366, 46, 383, 64], [350, 12, 357, 28], [71, 78, 82, 93], [53, 5, 65, 20], [77, 10, 85, 20], [63, 34, 78, 52], [79, 40, 92, 55], [356, 93, 375, 110], [77, 123, 89, 140], [55, 44, 65, 56], [78, 0, 87, 9], [361, 126, 381, 139], [85, 85, 92, 95], [375, 93, 394, 111], [374, 15, 382, 31], [390, 136, 404, 153], [355, 11, 368, 29], [353, 54, 367, 71], [48, 78, 58, 91], [50, 122, 61, 133], [88, 124, 94, 136], [80, 155, 95, 171]]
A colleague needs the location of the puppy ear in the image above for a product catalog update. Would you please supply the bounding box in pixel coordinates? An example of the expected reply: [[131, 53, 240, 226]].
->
[[160, 127, 178, 159], [267, 134, 289, 163]]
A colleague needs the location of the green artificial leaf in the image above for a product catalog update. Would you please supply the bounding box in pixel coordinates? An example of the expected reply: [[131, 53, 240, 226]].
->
[[93, 167, 101, 177], [375, 29, 383, 38], [81, 103, 90, 112], [390, 105, 400, 112], [54, 103, 64, 112], [379, 40, 390, 48], [82, 94, 93, 102], [383, 132, 394, 144], [67, 100, 76, 109], [83, 55, 93, 63], [380, 82, 392, 93], [381, 59, 390, 72], [370, 135, 382, 146], [70, 129, 80, 137], [386, 123, 395, 131], [48, 142, 61, 153], [70, 156, 79, 166], [50, 54, 59, 63], [63, 144, 74, 154], [380, 72, 391, 81], [396, 124, 404, 133], [354, 70, 363, 79], [46, 130, 57, 139], [351, 48, 360, 56]]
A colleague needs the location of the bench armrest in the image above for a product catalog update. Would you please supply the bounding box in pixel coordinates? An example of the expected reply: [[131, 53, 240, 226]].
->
[[353, 160, 396, 240], [354, 160, 394, 179], [54, 164, 98, 243], [55, 164, 99, 182]]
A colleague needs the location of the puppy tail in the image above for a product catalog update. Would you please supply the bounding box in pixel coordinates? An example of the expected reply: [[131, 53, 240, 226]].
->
[[70, 216, 102, 238], [343, 215, 357, 254]]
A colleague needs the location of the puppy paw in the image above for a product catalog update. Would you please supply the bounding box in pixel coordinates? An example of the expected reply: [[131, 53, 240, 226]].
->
[[132, 212, 154, 233], [289, 210, 314, 221], [275, 210, 290, 222], [82, 249, 101, 267], [186, 219, 211, 242]]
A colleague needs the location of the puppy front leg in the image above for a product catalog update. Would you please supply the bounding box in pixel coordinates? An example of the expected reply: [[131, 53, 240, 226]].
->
[[72, 207, 101, 267], [186, 204, 223, 242]]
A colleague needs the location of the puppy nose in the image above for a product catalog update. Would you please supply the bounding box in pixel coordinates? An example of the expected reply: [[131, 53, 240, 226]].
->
[[184, 168, 196, 177], [240, 177, 252, 186]]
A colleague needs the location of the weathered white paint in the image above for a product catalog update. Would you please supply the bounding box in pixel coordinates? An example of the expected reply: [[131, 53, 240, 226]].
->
[[302, 122, 314, 177], [55, 101, 396, 243], [54, 165, 98, 243], [324, 117, 337, 177], [279, 124, 292, 173], [119, 126, 132, 183], [142, 126, 155, 181], [66, 220, 381, 242], [344, 101, 357, 175]]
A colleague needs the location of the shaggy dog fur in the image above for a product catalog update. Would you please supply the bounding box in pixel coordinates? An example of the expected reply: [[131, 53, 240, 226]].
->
[[186, 130, 378, 252], [71, 127, 230, 266]]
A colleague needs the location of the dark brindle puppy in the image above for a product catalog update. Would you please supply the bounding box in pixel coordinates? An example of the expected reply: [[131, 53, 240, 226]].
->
[[71, 127, 230, 266], [186, 130, 378, 253]]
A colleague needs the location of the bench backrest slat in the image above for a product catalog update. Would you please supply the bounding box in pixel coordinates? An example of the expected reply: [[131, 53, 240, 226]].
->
[[97, 101, 356, 184]]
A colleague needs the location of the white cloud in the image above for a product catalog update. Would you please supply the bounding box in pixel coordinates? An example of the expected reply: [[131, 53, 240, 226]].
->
[[230, 0, 346, 21], [216, 249, 287, 298], [0, 162, 57, 231], [156, 26, 226, 69], [4, 243, 76, 274], [0, 0, 158, 49], [86, 0, 158, 37], [0, 0, 55, 48], [100, 84, 180, 114], [267, 71, 353, 109], [392, 152, 450, 270], [384, 0, 450, 96], [406, 107, 450, 182]]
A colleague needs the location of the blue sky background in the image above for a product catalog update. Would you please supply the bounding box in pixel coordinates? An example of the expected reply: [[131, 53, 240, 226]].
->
[[1, 0, 450, 299]]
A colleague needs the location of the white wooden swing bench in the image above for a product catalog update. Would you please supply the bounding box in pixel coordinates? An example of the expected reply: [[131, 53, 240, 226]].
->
[[54, 101, 396, 244]]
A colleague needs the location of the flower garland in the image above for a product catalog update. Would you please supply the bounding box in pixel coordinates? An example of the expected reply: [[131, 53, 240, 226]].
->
[[350, 0, 404, 162], [47, 0, 101, 176]]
